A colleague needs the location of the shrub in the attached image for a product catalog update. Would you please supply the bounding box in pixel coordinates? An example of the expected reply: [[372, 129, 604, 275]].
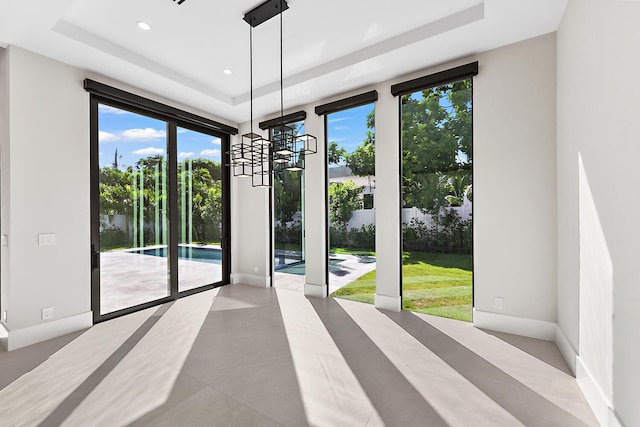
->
[[402, 210, 472, 254], [100, 226, 128, 249], [350, 224, 375, 250]]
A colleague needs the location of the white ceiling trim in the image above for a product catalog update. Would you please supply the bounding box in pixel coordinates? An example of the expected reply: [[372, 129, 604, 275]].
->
[[52, 19, 234, 104], [232, 2, 485, 105], [50, 2, 484, 109]]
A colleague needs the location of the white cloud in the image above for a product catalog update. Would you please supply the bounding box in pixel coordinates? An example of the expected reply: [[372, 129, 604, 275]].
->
[[333, 125, 349, 131], [133, 147, 165, 156], [211, 138, 221, 145], [328, 117, 350, 123], [200, 149, 220, 157], [98, 105, 131, 115], [179, 152, 195, 158], [99, 131, 119, 142], [121, 128, 166, 141]]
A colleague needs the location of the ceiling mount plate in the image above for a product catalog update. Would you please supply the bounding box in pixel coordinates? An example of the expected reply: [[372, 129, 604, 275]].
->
[[243, 0, 289, 27]]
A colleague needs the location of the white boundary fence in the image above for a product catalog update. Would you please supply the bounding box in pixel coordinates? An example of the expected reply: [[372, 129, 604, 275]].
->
[[347, 199, 472, 230]]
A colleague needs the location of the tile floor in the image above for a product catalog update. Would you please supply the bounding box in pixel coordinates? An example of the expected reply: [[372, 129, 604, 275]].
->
[[0, 284, 598, 427]]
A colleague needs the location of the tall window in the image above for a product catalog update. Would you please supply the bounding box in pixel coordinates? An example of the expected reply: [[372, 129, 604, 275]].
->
[[325, 103, 377, 299], [400, 78, 473, 322], [272, 121, 306, 289]]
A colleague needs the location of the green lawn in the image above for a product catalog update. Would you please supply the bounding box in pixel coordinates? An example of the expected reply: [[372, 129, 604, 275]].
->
[[331, 252, 473, 322]]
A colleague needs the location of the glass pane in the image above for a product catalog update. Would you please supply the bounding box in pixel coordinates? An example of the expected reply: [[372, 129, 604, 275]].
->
[[273, 122, 306, 290], [326, 103, 377, 300], [401, 79, 473, 322], [98, 104, 169, 314], [177, 127, 223, 292]]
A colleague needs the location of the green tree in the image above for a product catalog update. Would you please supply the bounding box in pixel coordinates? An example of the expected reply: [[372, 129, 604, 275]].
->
[[401, 79, 472, 214], [274, 170, 301, 224], [345, 108, 375, 177], [328, 141, 347, 165], [178, 158, 223, 242], [329, 180, 363, 232]]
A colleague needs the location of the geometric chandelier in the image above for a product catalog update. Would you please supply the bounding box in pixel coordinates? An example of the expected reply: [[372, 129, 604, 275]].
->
[[227, 0, 316, 188]]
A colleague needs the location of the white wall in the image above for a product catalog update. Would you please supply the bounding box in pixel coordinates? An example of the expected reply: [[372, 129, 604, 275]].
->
[[230, 123, 271, 288], [473, 33, 558, 323], [558, 1, 640, 426], [234, 33, 559, 321], [0, 47, 9, 334], [0, 45, 91, 348], [1, 45, 236, 350]]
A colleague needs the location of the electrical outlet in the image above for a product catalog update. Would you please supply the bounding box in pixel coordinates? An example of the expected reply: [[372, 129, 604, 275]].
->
[[1, 234, 7, 247], [42, 307, 53, 321], [2, 310, 6, 322], [494, 297, 504, 310], [254, 267, 258, 273]]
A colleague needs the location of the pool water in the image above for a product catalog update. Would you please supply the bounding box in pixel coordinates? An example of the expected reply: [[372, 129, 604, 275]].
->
[[131, 246, 222, 264]]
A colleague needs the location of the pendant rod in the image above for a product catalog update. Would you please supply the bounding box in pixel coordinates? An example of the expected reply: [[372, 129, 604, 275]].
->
[[250, 26, 254, 134], [279, 0, 284, 135]]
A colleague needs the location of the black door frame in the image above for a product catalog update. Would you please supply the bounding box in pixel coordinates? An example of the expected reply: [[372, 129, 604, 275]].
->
[[89, 95, 232, 323]]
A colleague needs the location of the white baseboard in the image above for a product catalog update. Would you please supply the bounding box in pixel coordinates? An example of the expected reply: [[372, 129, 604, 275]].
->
[[375, 294, 401, 312], [0, 321, 8, 351], [608, 408, 624, 427], [554, 325, 577, 375], [231, 273, 270, 288], [576, 356, 614, 427], [5, 311, 92, 351], [472, 309, 556, 341], [304, 282, 327, 298]]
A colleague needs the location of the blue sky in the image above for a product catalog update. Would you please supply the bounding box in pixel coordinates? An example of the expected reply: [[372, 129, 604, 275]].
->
[[98, 102, 373, 169], [327, 102, 374, 164], [98, 104, 221, 168]]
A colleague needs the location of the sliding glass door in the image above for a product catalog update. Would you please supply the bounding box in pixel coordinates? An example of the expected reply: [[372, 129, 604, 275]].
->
[[176, 128, 224, 292], [91, 98, 230, 321], [96, 105, 170, 315]]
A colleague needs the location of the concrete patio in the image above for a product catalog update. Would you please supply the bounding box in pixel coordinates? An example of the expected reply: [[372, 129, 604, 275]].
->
[[100, 250, 377, 314]]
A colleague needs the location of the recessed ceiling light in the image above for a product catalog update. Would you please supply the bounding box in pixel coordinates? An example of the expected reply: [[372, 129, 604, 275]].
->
[[223, 69, 233, 75], [137, 21, 151, 31]]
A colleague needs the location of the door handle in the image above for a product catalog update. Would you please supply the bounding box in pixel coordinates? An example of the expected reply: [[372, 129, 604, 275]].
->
[[91, 244, 100, 270]]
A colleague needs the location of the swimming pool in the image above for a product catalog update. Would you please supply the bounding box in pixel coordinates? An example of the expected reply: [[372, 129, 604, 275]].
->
[[131, 246, 222, 264]]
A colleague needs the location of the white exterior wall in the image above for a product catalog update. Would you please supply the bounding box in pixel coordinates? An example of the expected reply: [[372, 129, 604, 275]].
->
[[557, 1, 640, 426]]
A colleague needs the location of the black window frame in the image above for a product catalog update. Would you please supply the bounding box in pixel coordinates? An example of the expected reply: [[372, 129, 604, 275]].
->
[[88, 82, 234, 323], [315, 91, 378, 297]]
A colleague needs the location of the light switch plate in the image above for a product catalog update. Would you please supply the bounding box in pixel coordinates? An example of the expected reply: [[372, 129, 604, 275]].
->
[[38, 233, 56, 246], [1, 235, 7, 247]]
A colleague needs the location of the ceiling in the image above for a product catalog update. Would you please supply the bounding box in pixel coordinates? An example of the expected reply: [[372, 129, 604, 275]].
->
[[0, 0, 567, 124]]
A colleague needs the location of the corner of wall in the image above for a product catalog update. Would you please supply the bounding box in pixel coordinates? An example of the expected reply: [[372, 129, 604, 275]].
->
[[554, 324, 577, 375]]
